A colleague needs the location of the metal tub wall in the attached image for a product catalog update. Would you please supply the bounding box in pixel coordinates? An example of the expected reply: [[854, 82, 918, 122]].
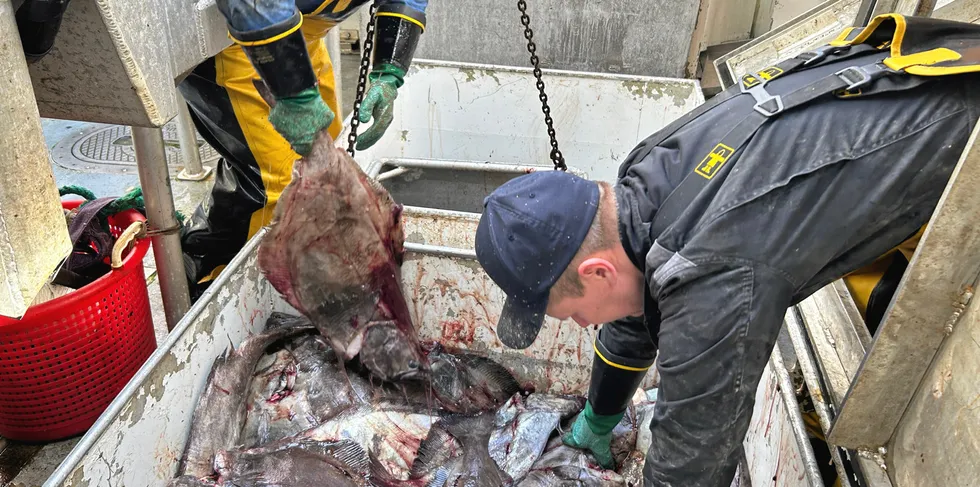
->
[[43, 209, 815, 487], [342, 60, 706, 184]]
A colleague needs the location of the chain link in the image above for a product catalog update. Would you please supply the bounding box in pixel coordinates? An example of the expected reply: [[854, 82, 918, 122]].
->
[[347, 1, 379, 157], [517, 0, 566, 171]]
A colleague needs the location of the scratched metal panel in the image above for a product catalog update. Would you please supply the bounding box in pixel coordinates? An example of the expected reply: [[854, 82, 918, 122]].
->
[[890, 280, 980, 486], [411, 0, 701, 78], [343, 60, 705, 184]]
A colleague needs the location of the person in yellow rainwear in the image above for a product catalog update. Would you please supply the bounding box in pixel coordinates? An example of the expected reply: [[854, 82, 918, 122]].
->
[[178, 0, 428, 299]]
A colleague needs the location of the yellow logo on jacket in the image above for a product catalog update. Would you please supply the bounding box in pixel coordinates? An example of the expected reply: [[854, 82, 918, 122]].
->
[[696, 144, 735, 179]]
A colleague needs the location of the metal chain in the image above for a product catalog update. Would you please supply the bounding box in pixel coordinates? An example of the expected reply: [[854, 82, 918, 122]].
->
[[347, 1, 380, 157], [517, 0, 566, 171]]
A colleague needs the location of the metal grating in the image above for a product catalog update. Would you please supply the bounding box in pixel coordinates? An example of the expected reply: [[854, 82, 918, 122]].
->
[[51, 120, 221, 175]]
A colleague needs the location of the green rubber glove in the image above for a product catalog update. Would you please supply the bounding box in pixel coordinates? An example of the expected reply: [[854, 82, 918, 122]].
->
[[268, 87, 335, 157], [562, 402, 625, 469], [356, 63, 404, 150]]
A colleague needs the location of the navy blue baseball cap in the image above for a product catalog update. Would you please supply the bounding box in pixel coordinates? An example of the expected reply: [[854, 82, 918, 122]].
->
[[475, 170, 600, 349]]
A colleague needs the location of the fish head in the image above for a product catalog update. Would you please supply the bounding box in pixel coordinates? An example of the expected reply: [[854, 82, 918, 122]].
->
[[357, 320, 427, 382]]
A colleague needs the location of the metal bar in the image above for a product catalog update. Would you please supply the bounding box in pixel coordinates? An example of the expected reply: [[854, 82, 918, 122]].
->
[[376, 167, 411, 181], [829, 119, 980, 449], [327, 28, 343, 114], [0, 0, 73, 318], [770, 344, 824, 486], [786, 308, 893, 487], [131, 126, 191, 330], [403, 242, 477, 260], [372, 158, 589, 179], [174, 92, 212, 181]]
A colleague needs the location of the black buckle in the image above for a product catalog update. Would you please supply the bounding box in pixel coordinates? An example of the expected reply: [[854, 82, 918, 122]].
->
[[834, 63, 899, 91], [799, 44, 851, 67]]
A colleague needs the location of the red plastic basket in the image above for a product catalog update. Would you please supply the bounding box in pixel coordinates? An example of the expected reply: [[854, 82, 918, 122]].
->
[[0, 199, 157, 441]]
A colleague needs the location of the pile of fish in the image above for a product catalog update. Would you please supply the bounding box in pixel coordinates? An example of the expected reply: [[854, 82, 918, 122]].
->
[[164, 121, 658, 486], [167, 313, 658, 487]]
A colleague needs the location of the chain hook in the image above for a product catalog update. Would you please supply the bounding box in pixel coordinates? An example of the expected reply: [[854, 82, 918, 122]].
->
[[517, 0, 566, 171], [347, 0, 380, 158]]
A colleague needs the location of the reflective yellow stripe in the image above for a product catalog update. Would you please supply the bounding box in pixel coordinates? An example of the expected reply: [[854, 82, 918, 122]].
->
[[376, 11, 425, 30], [593, 342, 651, 372], [332, 0, 354, 13], [884, 48, 962, 71], [229, 16, 303, 46], [847, 13, 907, 56], [829, 27, 856, 47], [309, 0, 334, 16]]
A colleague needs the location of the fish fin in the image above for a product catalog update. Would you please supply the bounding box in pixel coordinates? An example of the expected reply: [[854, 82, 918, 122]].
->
[[425, 468, 449, 487], [265, 312, 314, 331], [326, 440, 371, 476], [366, 451, 400, 487], [411, 425, 459, 476]]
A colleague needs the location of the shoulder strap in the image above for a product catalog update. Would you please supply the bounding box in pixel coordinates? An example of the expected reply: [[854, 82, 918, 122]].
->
[[647, 14, 980, 241]]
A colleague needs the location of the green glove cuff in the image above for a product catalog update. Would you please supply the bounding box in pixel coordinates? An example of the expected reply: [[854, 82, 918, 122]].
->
[[277, 86, 323, 105], [583, 402, 627, 436], [368, 63, 406, 89]]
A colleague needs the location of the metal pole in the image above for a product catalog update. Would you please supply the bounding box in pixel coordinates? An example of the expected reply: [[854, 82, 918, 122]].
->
[[770, 344, 825, 486], [327, 28, 343, 114], [174, 92, 212, 181], [131, 126, 191, 330], [784, 308, 855, 485]]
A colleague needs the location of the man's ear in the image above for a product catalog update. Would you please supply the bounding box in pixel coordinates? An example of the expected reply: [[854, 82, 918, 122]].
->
[[578, 258, 618, 287]]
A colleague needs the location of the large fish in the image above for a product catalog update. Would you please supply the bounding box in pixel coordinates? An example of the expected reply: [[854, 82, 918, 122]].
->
[[241, 330, 437, 450], [239, 347, 313, 448], [256, 104, 424, 382], [381, 413, 514, 487], [489, 393, 586, 482], [518, 437, 627, 487], [177, 326, 310, 479], [214, 439, 371, 487]]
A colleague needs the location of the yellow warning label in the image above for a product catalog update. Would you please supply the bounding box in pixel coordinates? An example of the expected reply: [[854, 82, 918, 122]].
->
[[695, 144, 735, 179], [741, 74, 761, 88], [757, 66, 784, 80]]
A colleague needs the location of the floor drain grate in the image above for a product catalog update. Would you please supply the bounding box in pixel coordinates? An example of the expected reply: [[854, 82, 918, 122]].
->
[[51, 120, 221, 175]]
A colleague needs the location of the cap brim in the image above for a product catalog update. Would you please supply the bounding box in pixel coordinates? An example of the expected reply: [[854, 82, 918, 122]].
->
[[496, 296, 548, 349]]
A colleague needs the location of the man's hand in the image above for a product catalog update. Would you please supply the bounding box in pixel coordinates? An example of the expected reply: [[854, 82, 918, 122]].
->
[[562, 403, 624, 469], [356, 64, 405, 150], [268, 87, 335, 157]]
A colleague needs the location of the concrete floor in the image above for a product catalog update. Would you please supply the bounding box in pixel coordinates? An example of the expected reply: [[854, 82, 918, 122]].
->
[[2, 54, 361, 486]]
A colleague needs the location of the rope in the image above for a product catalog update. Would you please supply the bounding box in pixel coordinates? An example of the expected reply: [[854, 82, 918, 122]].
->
[[59, 185, 96, 201], [58, 185, 187, 228]]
